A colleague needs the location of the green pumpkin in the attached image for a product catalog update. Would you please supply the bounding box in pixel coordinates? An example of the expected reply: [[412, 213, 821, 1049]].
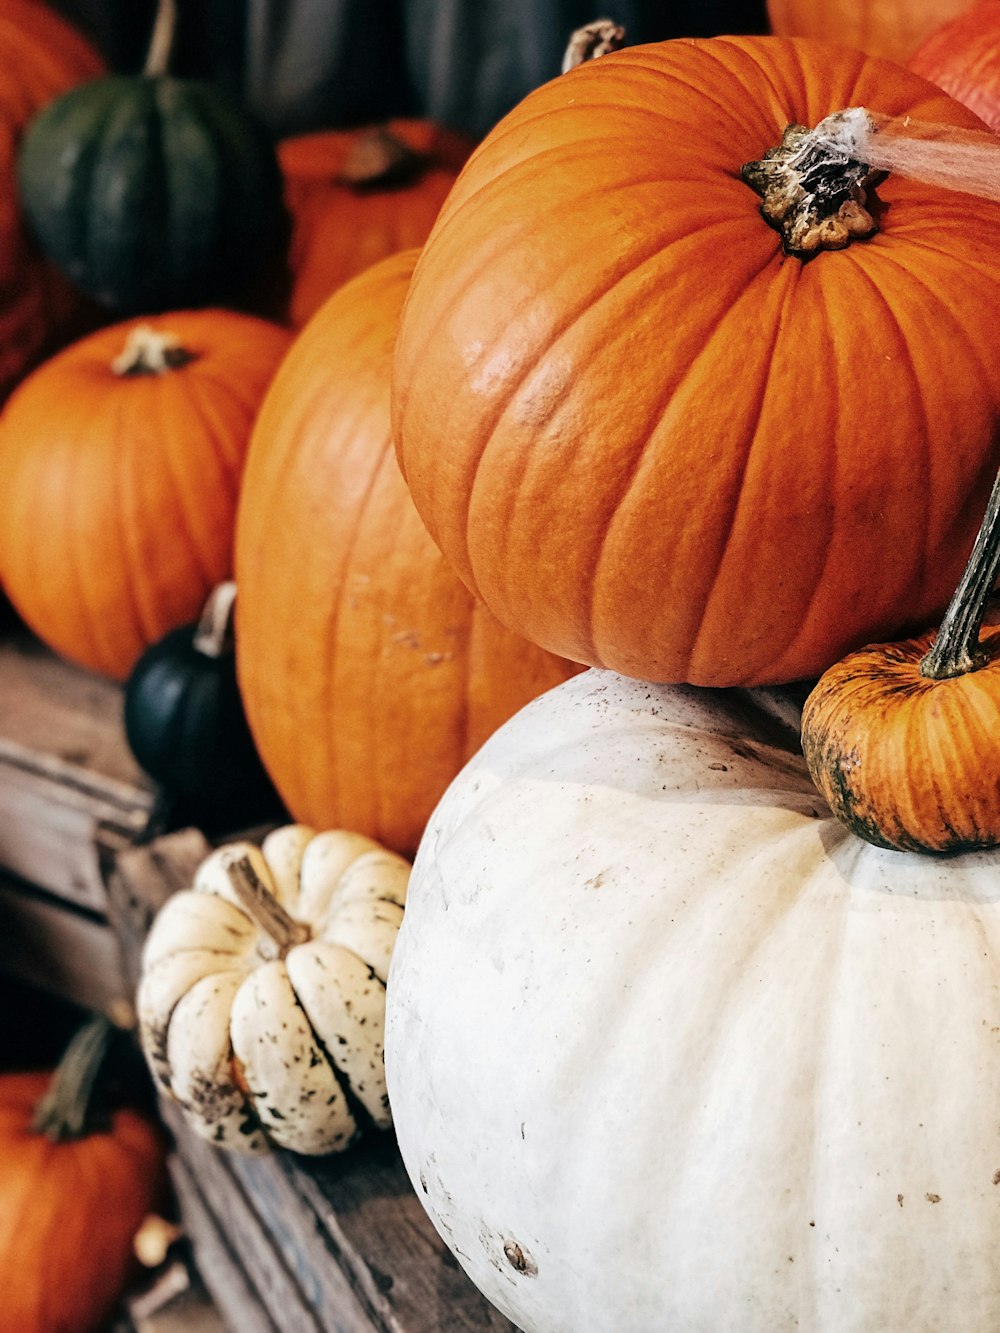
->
[[18, 73, 286, 315]]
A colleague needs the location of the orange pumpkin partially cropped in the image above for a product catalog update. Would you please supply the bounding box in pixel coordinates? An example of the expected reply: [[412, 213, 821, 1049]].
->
[[392, 36, 1000, 688], [0, 0, 105, 402], [277, 119, 472, 327], [235, 250, 581, 856], [0, 310, 292, 678], [908, 0, 1000, 133], [767, 0, 974, 61]]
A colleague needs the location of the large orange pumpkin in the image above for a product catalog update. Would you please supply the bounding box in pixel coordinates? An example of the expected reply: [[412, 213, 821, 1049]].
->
[[0, 310, 292, 679], [277, 119, 472, 327], [235, 250, 581, 856], [392, 36, 1000, 688], [767, 0, 974, 61], [0, 1019, 166, 1333], [0, 0, 105, 402], [908, 0, 1000, 132]]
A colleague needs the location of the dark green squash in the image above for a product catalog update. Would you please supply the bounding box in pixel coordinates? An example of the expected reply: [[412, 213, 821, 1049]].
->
[[123, 583, 282, 830], [17, 0, 285, 315]]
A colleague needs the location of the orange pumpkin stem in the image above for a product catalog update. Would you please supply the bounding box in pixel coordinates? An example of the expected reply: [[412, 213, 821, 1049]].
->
[[920, 466, 1000, 679], [742, 111, 884, 256], [32, 1015, 116, 1142], [225, 855, 311, 959], [337, 127, 425, 191], [561, 19, 627, 73], [193, 581, 238, 658], [112, 323, 197, 376], [143, 0, 177, 78]]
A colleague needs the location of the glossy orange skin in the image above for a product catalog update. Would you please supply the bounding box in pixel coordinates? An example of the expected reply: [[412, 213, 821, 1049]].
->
[[909, 1, 1000, 132], [393, 36, 1000, 687], [0, 0, 105, 403], [802, 612, 1000, 853], [277, 120, 472, 328], [768, 0, 973, 61], [235, 251, 581, 856], [0, 1069, 165, 1333], [0, 310, 292, 679]]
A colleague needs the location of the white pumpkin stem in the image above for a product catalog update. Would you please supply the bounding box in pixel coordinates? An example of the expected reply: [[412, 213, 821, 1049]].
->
[[32, 1014, 116, 1142], [337, 127, 425, 190], [144, 0, 178, 77], [193, 582, 238, 658], [561, 19, 626, 73], [112, 324, 197, 377], [920, 466, 1000, 680], [225, 855, 311, 957]]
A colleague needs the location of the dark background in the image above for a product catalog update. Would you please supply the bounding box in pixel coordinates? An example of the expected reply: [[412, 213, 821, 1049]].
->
[[47, 1, 769, 138]]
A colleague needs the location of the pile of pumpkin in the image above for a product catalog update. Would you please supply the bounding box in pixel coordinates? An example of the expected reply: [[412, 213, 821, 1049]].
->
[[5, 0, 1000, 1327]]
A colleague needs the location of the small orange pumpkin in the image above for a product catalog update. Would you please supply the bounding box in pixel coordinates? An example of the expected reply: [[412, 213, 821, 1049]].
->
[[767, 0, 974, 62], [0, 311, 292, 679], [235, 250, 582, 856], [276, 119, 472, 327], [802, 462, 1000, 855], [0, 1015, 167, 1333], [0, 0, 105, 402], [393, 36, 1000, 687]]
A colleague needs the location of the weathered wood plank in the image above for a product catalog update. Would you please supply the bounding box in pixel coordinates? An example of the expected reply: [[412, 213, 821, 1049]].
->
[[168, 1155, 279, 1333], [108, 833, 516, 1333], [0, 872, 129, 1014]]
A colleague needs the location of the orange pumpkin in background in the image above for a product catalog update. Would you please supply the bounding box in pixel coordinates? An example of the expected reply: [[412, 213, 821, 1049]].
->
[[235, 250, 581, 857], [393, 36, 1000, 688], [0, 1017, 166, 1333], [767, 0, 973, 61], [276, 119, 472, 327], [0, 310, 292, 679], [909, 0, 1000, 132], [0, 0, 105, 403]]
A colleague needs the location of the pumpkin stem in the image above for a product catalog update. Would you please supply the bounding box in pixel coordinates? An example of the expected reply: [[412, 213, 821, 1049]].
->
[[112, 324, 197, 377], [193, 582, 238, 659], [742, 109, 885, 256], [920, 467, 1000, 679], [225, 854, 311, 958], [144, 0, 178, 78], [561, 19, 627, 73], [337, 127, 426, 191], [32, 1015, 117, 1142]]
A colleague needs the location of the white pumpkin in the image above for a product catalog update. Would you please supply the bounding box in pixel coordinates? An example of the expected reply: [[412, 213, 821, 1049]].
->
[[385, 670, 1000, 1332], [139, 824, 409, 1155]]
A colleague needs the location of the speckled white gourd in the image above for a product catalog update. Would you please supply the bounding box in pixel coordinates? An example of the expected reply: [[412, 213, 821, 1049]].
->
[[139, 824, 408, 1155]]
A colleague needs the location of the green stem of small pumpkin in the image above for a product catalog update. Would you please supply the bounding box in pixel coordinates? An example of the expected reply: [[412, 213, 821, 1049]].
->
[[32, 1015, 115, 1142], [920, 466, 1000, 680], [144, 0, 178, 78]]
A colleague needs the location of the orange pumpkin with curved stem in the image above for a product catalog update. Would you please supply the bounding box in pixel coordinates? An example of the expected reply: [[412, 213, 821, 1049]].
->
[[767, 0, 973, 61], [0, 0, 105, 402], [277, 120, 472, 327], [235, 250, 581, 856], [393, 36, 1000, 688], [0, 310, 292, 679]]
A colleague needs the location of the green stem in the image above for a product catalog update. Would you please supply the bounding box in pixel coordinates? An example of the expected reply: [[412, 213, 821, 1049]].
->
[[920, 466, 1000, 679], [193, 582, 237, 658], [144, 0, 178, 78], [225, 855, 311, 959], [32, 1015, 115, 1142]]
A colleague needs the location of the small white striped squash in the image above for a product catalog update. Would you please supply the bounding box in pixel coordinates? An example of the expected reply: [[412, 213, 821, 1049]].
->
[[138, 824, 408, 1155]]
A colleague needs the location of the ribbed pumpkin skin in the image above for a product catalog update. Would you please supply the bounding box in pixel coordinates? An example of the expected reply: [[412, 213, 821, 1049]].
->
[[767, 0, 973, 60], [0, 310, 292, 679], [236, 251, 581, 857], [0, 0, 104, 402], [18, 75, 286, 314], [0, 1069, 165, 1333], [277, 120, 472, 328], [909, 1, 1000, 133], [393, 37, 1000, 688]]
